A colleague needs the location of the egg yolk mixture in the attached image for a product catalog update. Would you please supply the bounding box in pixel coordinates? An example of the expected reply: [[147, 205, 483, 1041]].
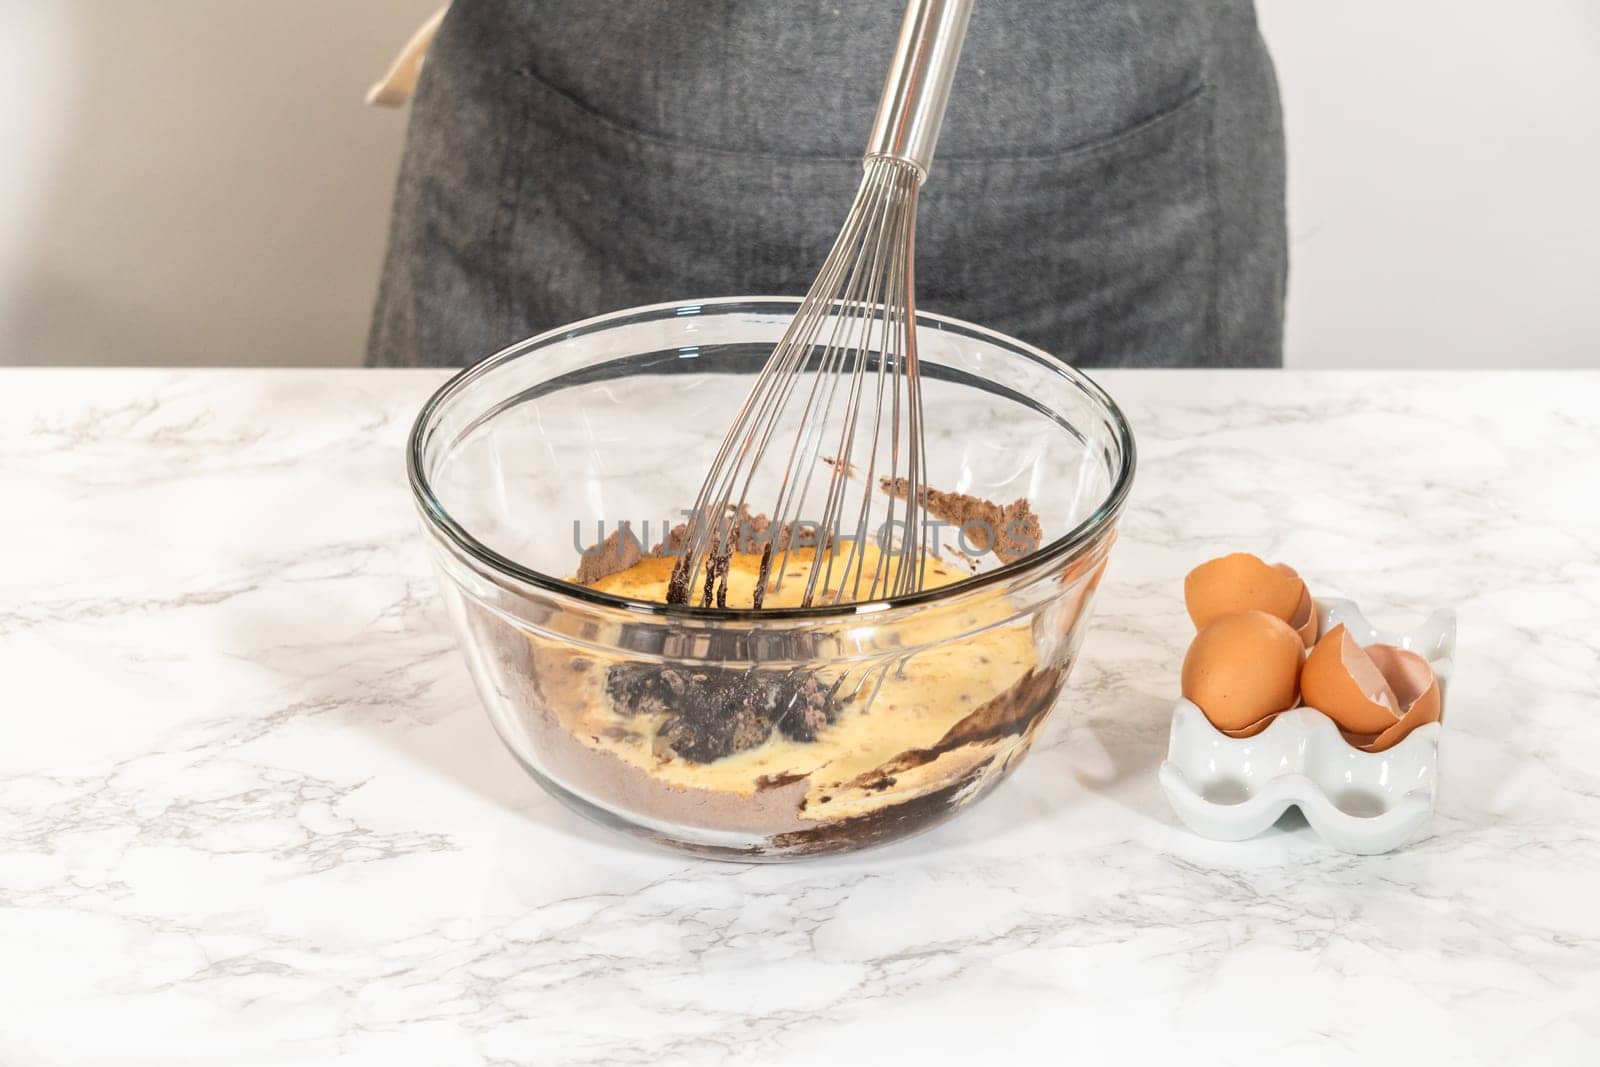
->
[[585, 541, 966, 608], [547, 541, 1045, 822]]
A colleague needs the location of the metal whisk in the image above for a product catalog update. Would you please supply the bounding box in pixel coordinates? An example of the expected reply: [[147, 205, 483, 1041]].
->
[[668, 0, 975, 609]]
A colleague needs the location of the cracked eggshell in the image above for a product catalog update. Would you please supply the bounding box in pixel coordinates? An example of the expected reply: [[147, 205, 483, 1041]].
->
[[1181, 610, 1304, 733], [1185, 553, 1308, 633], [1302, 624, 1401, 735], [1301, 624, 1443, 752], [1342, 645, 1443, 752], [1218, 712, 1282, 739], [1275, 563, 1318, 648]]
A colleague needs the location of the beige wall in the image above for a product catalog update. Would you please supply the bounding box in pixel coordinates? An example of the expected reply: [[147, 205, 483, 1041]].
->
[[0, 0, 439, 367], [1, 1, 1597, 368], [1259, 0, 1600, 369]]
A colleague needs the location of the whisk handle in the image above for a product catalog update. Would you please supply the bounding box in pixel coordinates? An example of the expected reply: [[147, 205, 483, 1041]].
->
[[865, 0, 975, 181]]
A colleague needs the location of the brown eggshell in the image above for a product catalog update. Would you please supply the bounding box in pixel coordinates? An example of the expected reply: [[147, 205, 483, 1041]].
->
[[1219, 710, 1288, 739], [1185, 553, 1306, 630], [1301, 625, 1402, 736], [1276, 565, 1318, 648], [1349, 645, 1443, 752], [1181, 610, 1304, 732]]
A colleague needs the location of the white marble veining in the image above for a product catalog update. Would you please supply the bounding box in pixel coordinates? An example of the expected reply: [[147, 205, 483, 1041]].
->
[[2, 368, 1597, 1064]]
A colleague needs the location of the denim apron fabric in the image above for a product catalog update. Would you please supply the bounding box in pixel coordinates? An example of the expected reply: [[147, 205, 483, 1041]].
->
[[369, 0, 1285, 368]]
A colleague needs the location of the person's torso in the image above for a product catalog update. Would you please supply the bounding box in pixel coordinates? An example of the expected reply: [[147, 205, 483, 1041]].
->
[[485, 0, 1212, 162]]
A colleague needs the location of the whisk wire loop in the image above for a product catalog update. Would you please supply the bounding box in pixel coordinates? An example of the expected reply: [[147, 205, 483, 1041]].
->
[[667, 0, 971, 608]]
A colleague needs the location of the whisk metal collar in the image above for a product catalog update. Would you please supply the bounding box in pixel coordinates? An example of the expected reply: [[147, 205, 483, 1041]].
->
[[865, 0, 975, 180]]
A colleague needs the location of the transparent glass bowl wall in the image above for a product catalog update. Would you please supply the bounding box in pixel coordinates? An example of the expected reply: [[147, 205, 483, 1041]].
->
[[410, 298, 1134, 859]]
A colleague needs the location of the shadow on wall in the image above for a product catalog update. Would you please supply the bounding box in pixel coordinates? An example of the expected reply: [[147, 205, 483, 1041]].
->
[[0, 0, 441, 367]]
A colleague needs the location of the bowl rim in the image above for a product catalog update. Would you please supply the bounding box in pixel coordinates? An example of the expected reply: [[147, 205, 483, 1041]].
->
[[407, 296, 1136, 621]]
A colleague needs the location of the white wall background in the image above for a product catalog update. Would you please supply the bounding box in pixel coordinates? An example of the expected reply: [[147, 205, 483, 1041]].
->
[[1, 0, 1597, 369], [0, 0, 440, 367], [1259, 0, 1600, 369]]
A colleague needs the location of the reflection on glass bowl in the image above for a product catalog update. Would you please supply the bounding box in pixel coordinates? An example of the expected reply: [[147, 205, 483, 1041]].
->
[[409, 298, 1134, 860]]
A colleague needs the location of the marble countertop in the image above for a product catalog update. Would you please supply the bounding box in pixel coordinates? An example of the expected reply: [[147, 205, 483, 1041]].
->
[[3, 368, 1596, 1065]]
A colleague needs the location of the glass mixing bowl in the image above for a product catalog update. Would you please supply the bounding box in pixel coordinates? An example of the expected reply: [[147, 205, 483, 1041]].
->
[[409, 298, 1134, 859]]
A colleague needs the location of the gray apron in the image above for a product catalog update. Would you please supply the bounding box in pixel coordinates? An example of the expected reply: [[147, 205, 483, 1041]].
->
[[369, 0, 1285, 368]]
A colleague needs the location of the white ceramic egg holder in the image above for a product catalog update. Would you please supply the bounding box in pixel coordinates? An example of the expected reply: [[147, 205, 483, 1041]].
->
[[1158, 599, 1456, 855]]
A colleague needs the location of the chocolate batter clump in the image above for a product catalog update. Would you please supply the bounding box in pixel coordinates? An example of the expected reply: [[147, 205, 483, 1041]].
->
[[604, 663, 844, 763], [878, 479, 1042, 564], [772, 670, 843, 742], [575, 523, 645, 585]]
